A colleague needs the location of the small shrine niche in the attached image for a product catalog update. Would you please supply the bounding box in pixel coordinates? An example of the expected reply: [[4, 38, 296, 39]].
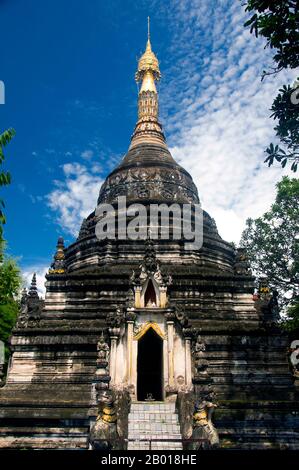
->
[[130, 238, 172, 309], [143, 278, 159, 307]]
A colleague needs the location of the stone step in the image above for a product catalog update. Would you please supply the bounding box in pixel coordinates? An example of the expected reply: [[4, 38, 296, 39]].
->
[[128, 422, 179, 429], [129, 415, 178, 423], [130, 402, 176, 412], [128, 433, 182, 441], [128, 423, 181, 433], [128, 401, 182, 450], [128, 441, 183, 450], [128, 429, 181, 436]]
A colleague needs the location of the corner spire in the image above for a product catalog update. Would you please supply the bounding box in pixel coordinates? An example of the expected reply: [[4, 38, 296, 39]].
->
[[130, 20, 166, 150], [48, 236, 66, 275], [28, 273, 38, 298]]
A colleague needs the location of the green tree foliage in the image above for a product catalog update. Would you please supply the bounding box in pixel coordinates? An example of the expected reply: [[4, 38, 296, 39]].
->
[[243, 1, 299, 171], [0, 257, 22, 303], [0, 255, 22, 364], [244, 1, 299, 73], [0, 128, 20, 366], [282, 298, 299, 332], [240, 177, 299, 307], [0, 128, 15, 248], [0, 302, 19, 360], [264, 82, 299, 171]]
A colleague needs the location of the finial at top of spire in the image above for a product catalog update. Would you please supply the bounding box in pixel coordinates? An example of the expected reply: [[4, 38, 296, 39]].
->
[[130, 18, 166, 150], [135, 18, 161, 82], [148, 16, 150, 41]]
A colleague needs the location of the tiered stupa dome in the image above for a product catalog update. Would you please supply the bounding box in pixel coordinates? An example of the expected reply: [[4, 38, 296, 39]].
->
[[65, 25, 235, 272]]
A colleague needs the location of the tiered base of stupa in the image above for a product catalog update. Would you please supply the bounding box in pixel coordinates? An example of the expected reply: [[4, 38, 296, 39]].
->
[[0, 245, 298, 449]]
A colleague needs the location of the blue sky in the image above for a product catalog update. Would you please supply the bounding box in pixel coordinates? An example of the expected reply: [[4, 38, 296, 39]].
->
[[1, 0, 160, 267], [0, 0, 293, 293]]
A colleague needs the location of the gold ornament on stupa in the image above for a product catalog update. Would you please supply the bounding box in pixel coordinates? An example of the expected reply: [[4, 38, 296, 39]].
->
[[129, 17, 166, 149], [135, 17, 161, 83], [48, 236, 66, 275]]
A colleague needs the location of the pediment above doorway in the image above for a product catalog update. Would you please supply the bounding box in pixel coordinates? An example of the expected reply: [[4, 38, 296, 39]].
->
[[133, 321, 165, 340]]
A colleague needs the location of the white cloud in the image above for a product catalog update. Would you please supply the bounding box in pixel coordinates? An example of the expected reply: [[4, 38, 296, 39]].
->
[[47, 163, 103, 236], [156, 0, 294, 243], [81, 149, 94, 160]]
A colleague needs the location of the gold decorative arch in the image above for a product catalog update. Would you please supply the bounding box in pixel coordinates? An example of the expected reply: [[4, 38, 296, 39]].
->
[[134, 322, 165, 341]]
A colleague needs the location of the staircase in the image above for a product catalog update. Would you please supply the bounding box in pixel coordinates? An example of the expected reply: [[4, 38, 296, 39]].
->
[[127, 402, 183, 450]]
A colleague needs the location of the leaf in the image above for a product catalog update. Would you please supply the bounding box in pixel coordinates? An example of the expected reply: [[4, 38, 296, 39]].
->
[[281, 158, 287, 168], [244, 14, 257, 28]]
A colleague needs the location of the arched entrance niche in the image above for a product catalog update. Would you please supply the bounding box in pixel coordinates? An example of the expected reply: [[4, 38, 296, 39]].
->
[[136, 326, 163, 401]]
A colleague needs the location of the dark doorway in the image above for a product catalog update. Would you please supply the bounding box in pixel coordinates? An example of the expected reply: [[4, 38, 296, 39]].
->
[[144, 279, 157, 306], [137, 328, 163, 401]]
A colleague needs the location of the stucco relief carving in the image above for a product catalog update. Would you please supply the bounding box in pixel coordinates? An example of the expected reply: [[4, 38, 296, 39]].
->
[[175, 305, 189, 328], [96, 333, 110, 368], [106, 308, 125, 329], [192, 334, 211, 383], [234, 248, 252, 275], [97, 166, 199, 205]]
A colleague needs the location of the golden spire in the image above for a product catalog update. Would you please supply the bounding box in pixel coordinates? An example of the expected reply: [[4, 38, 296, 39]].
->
[[130, 19, 166, 149], [135, 17, 161, 84]]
